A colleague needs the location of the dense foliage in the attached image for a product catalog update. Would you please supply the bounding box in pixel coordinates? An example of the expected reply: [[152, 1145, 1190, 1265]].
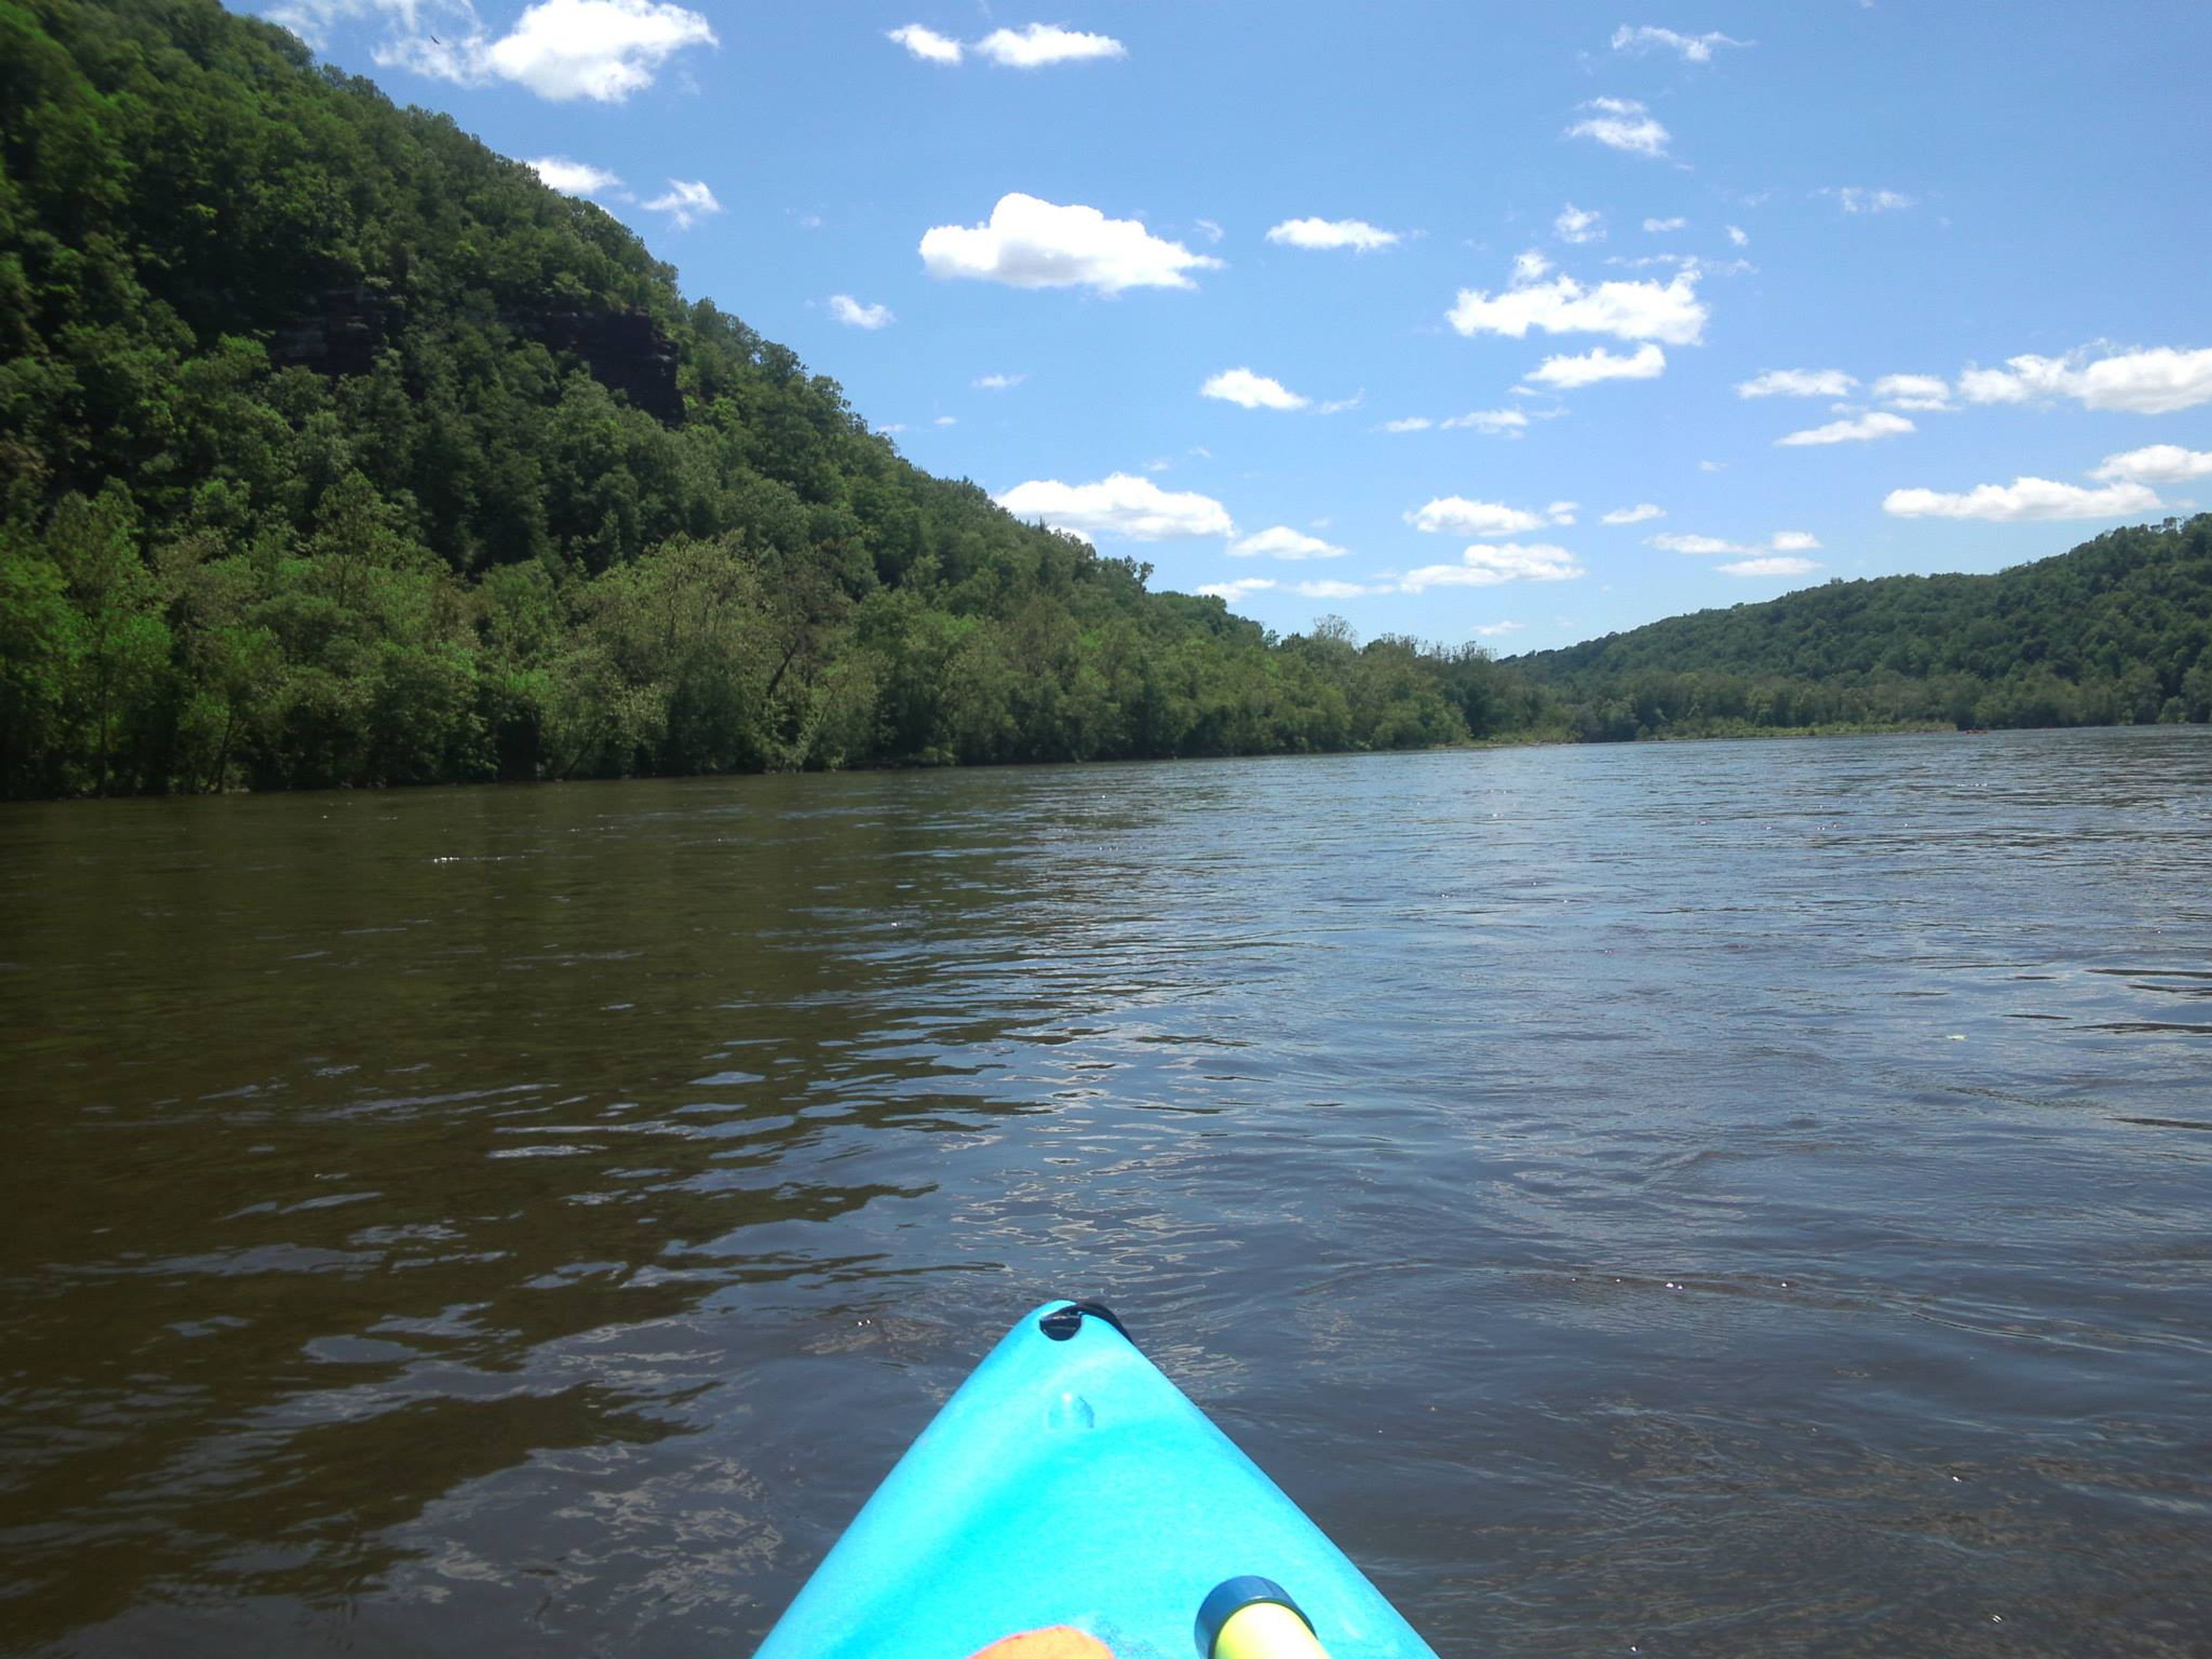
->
[[0, 0, 1525, 797], [1512, 517, 2212, 741], [1, 0, 2207, 798]]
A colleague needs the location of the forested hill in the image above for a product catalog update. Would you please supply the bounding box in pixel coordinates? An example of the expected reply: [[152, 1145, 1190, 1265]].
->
[[0, 0, 1518, 798], [1508, 517, 2212, 740]]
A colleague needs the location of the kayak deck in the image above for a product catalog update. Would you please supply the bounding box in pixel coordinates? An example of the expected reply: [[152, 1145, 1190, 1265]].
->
[[755, 1302, 1438, 1659]]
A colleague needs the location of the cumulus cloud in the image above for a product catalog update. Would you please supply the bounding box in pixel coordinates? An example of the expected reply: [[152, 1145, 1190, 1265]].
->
[[1408, 498, 1575, 537], [1441, 408, 1531, 433], [933, 415, 958, 426], [1643, 216, 1687, 233], [1398, 543, 1585, 591], [1883, 478, 2164, 522], [1266, 217, 1402, 252], [998, 474, 1234, 540], [643, 179, 721, 229], [1872, 373, 1952, 411], [1776, 410, 1915, 446], [1449, 256, 1706, 344], [827, 294, 893, 329], [1718, 556, 1820, 577], [486, 0, 715, 100], [1555, 203, 1605, 245], [1201, 369, 1309, 411], [1198, 577, 1276, 602], [1293, 579, 1380, 600], [1610, 24, 1748, 63], [1831, 186, 1915, 214], [2092, 444, 2212, 484], [974, 22, 1126, 66], [1736, 368, 1857, 399], [921, 193, 1222, 293], [1770, 531, 1822, 552], [1957, 346, 2212, 415], [528, 156, 622, 195], [1474, 620, 1527, 637], [974, 372, 1025, 390], [365, 0, 715, 98], [1601, 503, 1665, 525], [1726, 224, 1749, 247], [1230, 527, 1347, 560], [1525, 342, 1666, 388], [1380, 417, 1433, 433], [887, 22, 961, 62], [1567, 97, 1671, 159]]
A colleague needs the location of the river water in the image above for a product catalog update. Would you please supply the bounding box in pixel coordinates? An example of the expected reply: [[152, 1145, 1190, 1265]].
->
[[3, 729, 2209, 1657]]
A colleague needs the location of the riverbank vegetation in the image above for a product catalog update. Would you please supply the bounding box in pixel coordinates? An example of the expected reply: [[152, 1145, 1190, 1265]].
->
[[3, 0, 2209, 798]]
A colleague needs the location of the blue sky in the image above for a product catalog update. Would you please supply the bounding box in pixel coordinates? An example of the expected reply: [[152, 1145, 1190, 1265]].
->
[[258, 0, 2212, 652]]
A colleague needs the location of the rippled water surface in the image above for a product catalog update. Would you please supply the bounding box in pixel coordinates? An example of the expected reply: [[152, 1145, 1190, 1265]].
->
[[5, 729, 2211, 1657]]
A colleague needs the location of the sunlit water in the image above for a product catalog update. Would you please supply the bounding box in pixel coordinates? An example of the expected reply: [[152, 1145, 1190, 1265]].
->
[[4, 729, 2210, 1657]]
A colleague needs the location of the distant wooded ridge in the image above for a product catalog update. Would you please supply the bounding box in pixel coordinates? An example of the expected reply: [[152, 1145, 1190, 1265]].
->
[[3, 0, 2208, 798]]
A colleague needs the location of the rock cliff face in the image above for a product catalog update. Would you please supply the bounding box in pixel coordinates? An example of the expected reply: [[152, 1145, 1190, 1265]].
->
[[515, 308, 683, 423], [270, 290, 682, 423], [268, 285, 394, 379]]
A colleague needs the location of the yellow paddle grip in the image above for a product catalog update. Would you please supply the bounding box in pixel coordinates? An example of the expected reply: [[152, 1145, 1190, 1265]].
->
[[1214, 1599, 1331, 1659]]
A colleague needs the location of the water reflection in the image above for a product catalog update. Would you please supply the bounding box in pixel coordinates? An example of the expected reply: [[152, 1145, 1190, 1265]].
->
[[3, 729, 2210, 1654]]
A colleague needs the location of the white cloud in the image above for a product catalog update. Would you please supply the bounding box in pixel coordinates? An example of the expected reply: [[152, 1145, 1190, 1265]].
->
[[1643, 216, 1687, 233], [1473, 620, 1527, 637], [1872, 373, 1952, 411], [1610, 24, 1748, 63], [974, 372, 1025, 391], [1380, 416, 1434, 433], [643, 179, 720, 230], [1776, 410, 1915, 446], [1652, 532, 1750, 554], [933, 415, 958, 426], [1525, 341, 1666, 388], [921, 193, 1222, 293], [1294, 579, 1380, 600], [2092, 444, 2212, 484], [1202, 368, 1309, 411], [1198, 577, 1276, 602], [1601, 503, 1665, 525], [975, 22, 1125, 66], [1398, 543, 1584, 591], [1718, 556, 1820, 577], [1194, 218, 1225, 244], [528, 156, 622, 195], [1440, 408, 1531, 433], [1555, 203, 1605, 244], [1653, 530, 1813, 556], [1314, 391, 1365, 415], [1957, 346, 2212, 415], [1229, 527, 1347, 560], [1449, 257, 1706, 344], [1726, 224, 1749, 247], [1883, 478, 2164, 522], [1567, 96, 1671, 159], [482, 0, 715, 101], [1736, 368, 1857, 399], [997, 474, 1234, 540], [1265, 217, 1402, 252], [874, 423, 906, 435], [827, 294, 893, 329], [1831, 186, 1915, 214], [1408, 498, 1574, 537], [887, 22, 961, 63]]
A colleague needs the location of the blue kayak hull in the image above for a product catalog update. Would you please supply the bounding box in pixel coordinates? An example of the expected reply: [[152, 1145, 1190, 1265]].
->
[[755, 1302, 1438, 1659]]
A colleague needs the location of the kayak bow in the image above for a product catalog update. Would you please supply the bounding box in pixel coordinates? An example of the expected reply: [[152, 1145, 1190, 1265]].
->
[[755, 1301, 1438, 1659]]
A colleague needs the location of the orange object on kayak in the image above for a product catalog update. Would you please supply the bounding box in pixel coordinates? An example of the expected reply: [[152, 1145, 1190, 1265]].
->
[[967, 1628, 1113, 1659]]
